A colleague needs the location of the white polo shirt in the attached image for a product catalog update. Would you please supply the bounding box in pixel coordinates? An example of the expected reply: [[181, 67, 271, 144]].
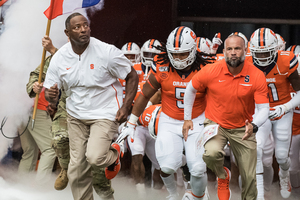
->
[[44, 37, 132, 120]]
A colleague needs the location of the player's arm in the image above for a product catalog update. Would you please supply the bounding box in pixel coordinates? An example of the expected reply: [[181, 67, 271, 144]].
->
[[116, 73, 160, 143], [146, 89, 161, 108], [182, 81, 198, 141], [130, 73, 160, 120], [270, 70, 300, 119], [116, 66, 139, 123], [289, 69, 300, 92], [287, 69, 300, 108]]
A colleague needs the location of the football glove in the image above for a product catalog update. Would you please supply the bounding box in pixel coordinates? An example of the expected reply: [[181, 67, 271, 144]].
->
[[269, 105, 288, 120], [115, 122, 136, 143], [212, 33, 222, 47]]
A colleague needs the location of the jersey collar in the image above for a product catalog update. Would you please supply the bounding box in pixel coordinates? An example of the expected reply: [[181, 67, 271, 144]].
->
[[252, 54, 278, 76]]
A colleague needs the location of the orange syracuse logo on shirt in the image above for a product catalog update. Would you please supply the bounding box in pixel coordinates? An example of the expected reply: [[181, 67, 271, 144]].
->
[[90, 64, 94, 69]]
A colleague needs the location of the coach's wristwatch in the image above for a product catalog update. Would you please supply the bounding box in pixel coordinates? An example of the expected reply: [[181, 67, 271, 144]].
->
[[251, 123, 258, 133]]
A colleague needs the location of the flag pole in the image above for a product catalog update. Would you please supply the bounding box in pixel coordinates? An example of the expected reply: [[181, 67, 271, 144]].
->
[[31, 4, 53, 129]]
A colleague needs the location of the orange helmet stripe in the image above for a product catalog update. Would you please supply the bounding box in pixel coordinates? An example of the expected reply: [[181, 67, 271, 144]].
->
[[259, 28, 265, 47], [174, 26, 184, 48], [291, 45, 296, 53], [149, 39, 155, 49], [127, 42, 132, 51]]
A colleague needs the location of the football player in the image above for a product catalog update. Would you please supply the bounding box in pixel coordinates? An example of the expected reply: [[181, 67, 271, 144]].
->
[[121, 42, 141, 65], [248, 27, 300, 199], [121, 39, 163, 196], [121, 26, 212, 200]]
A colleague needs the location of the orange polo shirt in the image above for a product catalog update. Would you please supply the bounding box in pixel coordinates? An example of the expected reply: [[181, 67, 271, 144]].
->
[[191, 59, 269, 129]]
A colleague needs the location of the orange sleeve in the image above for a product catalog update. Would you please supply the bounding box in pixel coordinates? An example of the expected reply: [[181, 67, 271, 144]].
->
[[288, 54, 298, 77], [191, 68, 208, 92], [254, 70, 269, 104]]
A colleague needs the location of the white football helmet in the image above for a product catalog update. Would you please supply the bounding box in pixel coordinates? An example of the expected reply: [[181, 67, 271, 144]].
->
[[249, 28, 278, 67], [229, 32, 248, 48], [287, 45, 300, 55], [276, 33, 286, 51], [166, 26, 197, 70], [196, 37, 212, 54], [121, 42, 141, 64], [148, 105, 161, 139], [141, 39, 161, 75]]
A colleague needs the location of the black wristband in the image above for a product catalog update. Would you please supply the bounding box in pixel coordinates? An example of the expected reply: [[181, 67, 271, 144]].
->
[[251, 123, 258, 133]]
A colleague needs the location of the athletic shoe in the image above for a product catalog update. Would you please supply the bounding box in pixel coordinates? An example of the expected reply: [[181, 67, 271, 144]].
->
[[182, 188, 209, 200], [217, 167, 231, 200], [105, 143, 121, 180], [279, 170, 292, 198]]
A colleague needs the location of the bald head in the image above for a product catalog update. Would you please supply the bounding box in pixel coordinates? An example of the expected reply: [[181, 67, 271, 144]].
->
[[224, 35, 246, 50]]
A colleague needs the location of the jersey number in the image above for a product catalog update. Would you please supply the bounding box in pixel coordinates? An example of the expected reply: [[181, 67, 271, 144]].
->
[[268, 83, 279, 102], [144, 113, 151, 123], [175, 88, 185, 109]]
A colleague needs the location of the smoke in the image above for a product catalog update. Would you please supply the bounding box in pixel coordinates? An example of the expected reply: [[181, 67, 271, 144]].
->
[[0, 172, 170, 200], [0, 0, 64, 161], [0, 0, 103, 161]]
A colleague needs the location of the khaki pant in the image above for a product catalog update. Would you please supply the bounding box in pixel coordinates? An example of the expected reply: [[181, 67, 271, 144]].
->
[[202, 119, 257, 200], [18, 109, 56, 183], [67, 114, 118, 200]]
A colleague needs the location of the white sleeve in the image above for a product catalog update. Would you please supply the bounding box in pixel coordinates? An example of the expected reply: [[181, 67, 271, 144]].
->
[[44, 56, 62, 89], [252, 103, 269, 127], [108, 45, 132, 80], [284, 90, 300, 110], [184, 81, 198, 120]]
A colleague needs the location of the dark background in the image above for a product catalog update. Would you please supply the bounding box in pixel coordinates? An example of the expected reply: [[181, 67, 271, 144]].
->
[[88, 0, 300, 52], [88, 0, 173, 49], [177, 0, 300, 19]]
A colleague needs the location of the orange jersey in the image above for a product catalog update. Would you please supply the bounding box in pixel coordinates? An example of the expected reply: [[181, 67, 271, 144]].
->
[[151, 62, 206, 120], [191, 59, 269, 129], [139, 104, 162, 128], [246, 50, 298, 107], [290, 85, 300, 136], [134, 82, 145, 102], [133, 62, 148, 82], [119, 62, 149, 102]]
